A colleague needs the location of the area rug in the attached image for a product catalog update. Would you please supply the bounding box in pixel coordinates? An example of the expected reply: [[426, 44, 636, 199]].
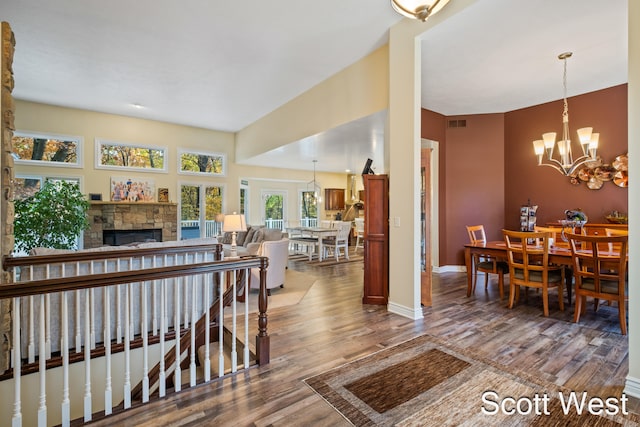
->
[[304, 334, 639, 426], [240, 269, 318, 313]]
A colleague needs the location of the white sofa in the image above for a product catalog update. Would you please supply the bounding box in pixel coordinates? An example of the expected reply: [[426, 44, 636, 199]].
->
[[219, 225, 286, 257]]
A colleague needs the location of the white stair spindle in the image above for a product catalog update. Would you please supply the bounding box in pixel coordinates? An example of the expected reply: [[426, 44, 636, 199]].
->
[[218, 272, 224, 377], [12, 297, 22, 427], [104, 287, 112, 416], [142, 281, 149, 402], [28, 295, 34, 363], [90, 265, 96, 350], [203, 272, 211, 382], [45, 294, 51, 360], [37, 294, 47, 427], [244, 268, 250, 368], [84, 289, 92, 422], [61, 291, 70, 427], [116, 280, 122, 344], [190, 275, 197, 387], [159, 279, 166, 397], [123, 283, 131, 409], [231, 270, 237, 372], [174, 276, 181, 392], [75, 267, 81, 352]]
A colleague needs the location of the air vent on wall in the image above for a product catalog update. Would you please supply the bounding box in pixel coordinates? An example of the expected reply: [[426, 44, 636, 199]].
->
[[448, 119, 467, 128]]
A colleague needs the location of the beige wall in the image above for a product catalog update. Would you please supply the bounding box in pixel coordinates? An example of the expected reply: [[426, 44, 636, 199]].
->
[[13, 100, 348, 234], [236, 45, 389, 162]]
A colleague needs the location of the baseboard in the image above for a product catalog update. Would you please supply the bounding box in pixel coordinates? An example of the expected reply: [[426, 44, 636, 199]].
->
[[387, 301, 424, 320], [624, 375, 640, 398], [433, 265, 466, 273]]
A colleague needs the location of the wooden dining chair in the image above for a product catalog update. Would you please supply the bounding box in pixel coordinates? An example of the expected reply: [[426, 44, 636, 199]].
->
[[566, 232, 628, 334], [502, 229, 565, 316], [605, 228, 629, 253], [466, 225, 508, 299], [533, 225, 565, 248]]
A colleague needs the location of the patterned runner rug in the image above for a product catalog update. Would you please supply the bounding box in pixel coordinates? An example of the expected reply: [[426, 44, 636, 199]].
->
[[304, 334, 639, 426]]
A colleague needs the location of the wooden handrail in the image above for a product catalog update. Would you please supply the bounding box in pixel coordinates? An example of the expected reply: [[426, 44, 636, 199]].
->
[[3, 243, 223, 269], [0, 256, 266, 299]]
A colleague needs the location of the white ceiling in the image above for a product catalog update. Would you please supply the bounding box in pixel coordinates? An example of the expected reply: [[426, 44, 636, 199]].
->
[[2, 0, 628, 174]]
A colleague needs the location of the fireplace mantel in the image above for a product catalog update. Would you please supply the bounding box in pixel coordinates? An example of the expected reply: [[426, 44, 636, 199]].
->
[[84, 202, 178, 248]]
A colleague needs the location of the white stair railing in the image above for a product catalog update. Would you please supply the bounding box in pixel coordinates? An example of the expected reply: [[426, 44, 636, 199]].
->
[[1, 244, 269, 427]]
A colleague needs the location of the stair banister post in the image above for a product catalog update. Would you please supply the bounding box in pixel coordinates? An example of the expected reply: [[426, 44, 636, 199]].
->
[[256, 256, 270, 365]]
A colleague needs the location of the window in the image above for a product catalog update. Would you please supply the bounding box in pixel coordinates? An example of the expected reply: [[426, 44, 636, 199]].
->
[[178, 149, 226, 176], [12, 131, 82, 168], [261, 190, 286, 230], [240, 182, 249, 222], [300, 190, 318, 227], [180, 183, 224, 239], [14, 175, 82, 201], [96, 139, 167, 172]]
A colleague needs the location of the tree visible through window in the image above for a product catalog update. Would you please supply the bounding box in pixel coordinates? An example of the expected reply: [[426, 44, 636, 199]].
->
[[13, 132, 81, 166], [179, 150, 225, 176], [96, 139, 166, 171]]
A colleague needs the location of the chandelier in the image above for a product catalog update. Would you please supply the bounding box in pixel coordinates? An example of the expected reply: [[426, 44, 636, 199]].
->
[[307, 160, 322, 204], [532, 52, 599, 176], [390, 0, 451, 21]]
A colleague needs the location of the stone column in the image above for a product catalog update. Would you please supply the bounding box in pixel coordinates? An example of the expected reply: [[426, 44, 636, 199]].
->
[[0, 21, 16, 373]]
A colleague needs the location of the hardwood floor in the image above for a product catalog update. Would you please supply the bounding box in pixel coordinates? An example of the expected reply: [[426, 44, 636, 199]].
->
[[89, 254, 638, 426]]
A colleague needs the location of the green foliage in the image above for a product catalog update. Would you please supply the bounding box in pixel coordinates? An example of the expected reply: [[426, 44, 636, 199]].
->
[[14, 180, 90, 252]]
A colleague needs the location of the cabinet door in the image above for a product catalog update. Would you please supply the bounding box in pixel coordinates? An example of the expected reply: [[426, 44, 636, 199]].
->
[[324, 188, 345, 211], [363, 174, 389, 304]]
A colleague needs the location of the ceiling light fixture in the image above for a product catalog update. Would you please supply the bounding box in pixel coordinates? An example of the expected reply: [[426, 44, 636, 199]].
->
[[307, 160, 322, 204], [390, 0, 451, 21], [532, 52, 599, 176]]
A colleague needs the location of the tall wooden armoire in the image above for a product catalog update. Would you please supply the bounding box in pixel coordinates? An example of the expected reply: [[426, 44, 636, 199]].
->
[[362, 174, 389, 304]]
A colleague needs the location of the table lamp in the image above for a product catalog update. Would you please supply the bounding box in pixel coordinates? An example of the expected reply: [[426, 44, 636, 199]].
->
[[222, 212, 247, 258]]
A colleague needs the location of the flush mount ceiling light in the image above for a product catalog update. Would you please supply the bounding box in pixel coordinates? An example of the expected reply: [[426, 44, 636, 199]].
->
[[390, 0, 451, 21]]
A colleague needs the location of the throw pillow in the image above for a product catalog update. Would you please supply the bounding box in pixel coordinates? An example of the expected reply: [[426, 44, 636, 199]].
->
[[238, 226, 254, 246], [251, 229, 264, 243], [222, 232, 233, 244]]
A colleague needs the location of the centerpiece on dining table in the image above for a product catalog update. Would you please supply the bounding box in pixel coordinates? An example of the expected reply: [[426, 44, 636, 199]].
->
[[559, 209, 588, 241]]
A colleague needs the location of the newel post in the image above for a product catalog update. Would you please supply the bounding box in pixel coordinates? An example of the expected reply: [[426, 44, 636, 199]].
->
[[256, 256, 270, 364]]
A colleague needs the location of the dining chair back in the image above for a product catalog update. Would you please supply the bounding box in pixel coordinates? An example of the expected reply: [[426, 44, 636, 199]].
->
[[323, 221, 352, 261], [533, 226, 564, 248], [466, 225, 508, 299], [502, 229, 565, 316], [605, 228, 629, 253], [354, 218, 365, 251], [566, 232, 628, 334]]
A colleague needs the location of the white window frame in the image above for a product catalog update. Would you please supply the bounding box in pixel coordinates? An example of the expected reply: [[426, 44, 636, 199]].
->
[[177, 149, 227, 177], [95, 138, 168, 173], [260, 189, 287, 226], [13, 130, 83, 168]]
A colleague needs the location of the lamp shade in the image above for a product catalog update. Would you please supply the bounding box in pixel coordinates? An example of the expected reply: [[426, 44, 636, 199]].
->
[[391, 0, 451, 21], [222, 213, 247, 233]]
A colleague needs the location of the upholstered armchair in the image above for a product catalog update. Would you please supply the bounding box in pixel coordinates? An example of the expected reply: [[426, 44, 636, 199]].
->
[[250, 238, 290, 294]]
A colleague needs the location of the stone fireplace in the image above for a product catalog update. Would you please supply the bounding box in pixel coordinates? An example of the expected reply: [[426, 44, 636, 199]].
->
[[84, 202, 178, 248]]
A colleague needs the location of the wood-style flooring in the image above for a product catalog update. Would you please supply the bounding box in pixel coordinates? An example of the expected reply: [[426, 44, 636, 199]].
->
[[89, 253, 638, 426]]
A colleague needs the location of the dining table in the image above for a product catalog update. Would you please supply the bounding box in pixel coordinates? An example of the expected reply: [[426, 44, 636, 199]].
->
[[464, 240, 577, 303], [287, 226, 338, 261], [464, 240, 629, 305]]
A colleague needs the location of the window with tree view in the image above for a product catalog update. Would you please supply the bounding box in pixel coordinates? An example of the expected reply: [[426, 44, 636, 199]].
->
[[96, 139, 166, 172], [179, 150, 225, 176], [12, 132, 81, 167]]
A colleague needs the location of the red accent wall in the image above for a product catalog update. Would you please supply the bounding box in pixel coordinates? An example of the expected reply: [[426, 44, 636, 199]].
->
[[421, 84, 628, 266], [504, 84, 628, 230]]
